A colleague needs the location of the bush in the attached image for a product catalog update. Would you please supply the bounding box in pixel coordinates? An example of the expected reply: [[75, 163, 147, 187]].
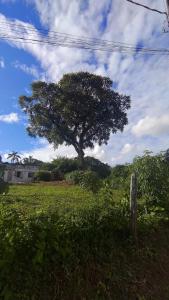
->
[[40, 157, 111, 179], [133, 151, 169, 209], [35, 171, 52, 182], [79, 171, 101, 193], [51, 169, 64, 181], [0, 179, 9, 194], [66, 170, 101, 193], [110, 164, 131, 191], [0, 198, 129, 300], [65, 170, 84, 184], [83, 156, 111, 179]]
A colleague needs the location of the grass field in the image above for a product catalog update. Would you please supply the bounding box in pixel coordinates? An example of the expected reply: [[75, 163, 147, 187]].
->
[[0, 183, 169, 300], [0, 183, 98, 218]]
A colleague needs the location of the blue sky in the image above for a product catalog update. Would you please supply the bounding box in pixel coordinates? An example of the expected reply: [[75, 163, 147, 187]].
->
[[0, 0, 169, 165]]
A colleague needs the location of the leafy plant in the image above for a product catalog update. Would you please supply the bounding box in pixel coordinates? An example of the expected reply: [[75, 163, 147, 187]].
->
[[110, 164, 131, 191], [65, 170, 101, 193], [65, 170, 84, 184], [35, 171, 52, 182], [83, 156, 111, 179], [133, 151, 169, 209], [78, 170, 101, 193], [51, 168, 64, 181]]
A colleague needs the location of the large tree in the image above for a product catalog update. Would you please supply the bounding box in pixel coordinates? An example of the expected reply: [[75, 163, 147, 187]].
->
[[19, 72, 130, 165]]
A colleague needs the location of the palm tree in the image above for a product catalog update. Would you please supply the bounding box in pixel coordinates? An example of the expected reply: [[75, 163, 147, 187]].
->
[[7, 151, 21, 164]]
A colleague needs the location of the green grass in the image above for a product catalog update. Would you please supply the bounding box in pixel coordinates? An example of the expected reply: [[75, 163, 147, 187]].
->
[[1, 183, 95, 215]]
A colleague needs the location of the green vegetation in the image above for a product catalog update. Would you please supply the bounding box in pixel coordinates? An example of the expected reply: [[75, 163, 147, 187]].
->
[[65, 170, 101, 193], [7, 151, 21, 164], [133, 151, 169, 209], [19, 72, 130, 166], [38, 156, 111, 184], [0, 179, 8, 195], [0, 180, 169, 300], [110, 150, 169, 212], [35, 170, 52, 182]]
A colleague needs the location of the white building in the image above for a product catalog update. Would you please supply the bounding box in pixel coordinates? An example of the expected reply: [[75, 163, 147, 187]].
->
[[3, 164, 39, 183]]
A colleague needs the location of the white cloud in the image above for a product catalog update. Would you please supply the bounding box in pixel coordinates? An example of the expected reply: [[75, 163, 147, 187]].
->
[[22, 143, 76, 162], [132, 115, 169, 137], [0, 57, 5, 68], [121, 143, 135, 155], [13, 61, 41, 79], [0, 113, 19, 123], [22, 141, 106, 163]]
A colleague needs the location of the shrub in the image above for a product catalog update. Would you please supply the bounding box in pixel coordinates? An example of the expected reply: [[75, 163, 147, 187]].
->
[[34, 171, 52, 182], [83, 156, 111, 179], [0, 197, 129, 300], [66, 170, 101, 193], [65, 170, 84, 184], [0, 179, 9, 194], [51, 169, 64, 181], [40, 162, 55, 171], [132, 151, 169, 209], [40, 157, 111, 179], [79, 171, 101, 193], [110, 164, 131, 191]]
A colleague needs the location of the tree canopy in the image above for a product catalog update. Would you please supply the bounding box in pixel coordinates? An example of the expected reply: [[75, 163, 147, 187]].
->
[[19, 72, 130, 164]]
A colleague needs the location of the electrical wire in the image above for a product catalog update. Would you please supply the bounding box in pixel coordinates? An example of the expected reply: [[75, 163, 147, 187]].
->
[[126, 0, 167, 15], [0, 20, 169, 56]]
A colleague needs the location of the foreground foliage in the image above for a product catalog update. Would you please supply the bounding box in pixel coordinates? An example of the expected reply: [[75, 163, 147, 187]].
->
[[0, 184, 169, 299], [110, 150, 169, 212]]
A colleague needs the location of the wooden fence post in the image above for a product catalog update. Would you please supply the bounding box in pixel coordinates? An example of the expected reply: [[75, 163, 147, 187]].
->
[[130, 172, 137, 242]]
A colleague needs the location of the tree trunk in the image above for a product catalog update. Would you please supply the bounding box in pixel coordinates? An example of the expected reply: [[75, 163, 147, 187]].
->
[[77, 148, 85, 169]]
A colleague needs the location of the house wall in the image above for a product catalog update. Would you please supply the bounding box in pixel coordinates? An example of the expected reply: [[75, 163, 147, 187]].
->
[[3, 165, 39, 183]]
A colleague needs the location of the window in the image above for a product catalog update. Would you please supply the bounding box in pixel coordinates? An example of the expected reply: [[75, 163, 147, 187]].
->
[[16, 171, 22, 178], [28, 172, 34, 178]]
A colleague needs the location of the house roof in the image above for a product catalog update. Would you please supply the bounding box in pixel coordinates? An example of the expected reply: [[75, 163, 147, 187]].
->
[[3, 164, 39, 171]]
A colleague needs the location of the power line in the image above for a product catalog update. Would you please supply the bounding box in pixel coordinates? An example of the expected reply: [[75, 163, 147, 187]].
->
[[0, 20, 169, 56], [126, 0, 167, 15], [0, 20, 144, 47]]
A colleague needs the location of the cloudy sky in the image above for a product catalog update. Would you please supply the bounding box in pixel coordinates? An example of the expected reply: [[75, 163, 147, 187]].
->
[[0, 0, 169, 165]]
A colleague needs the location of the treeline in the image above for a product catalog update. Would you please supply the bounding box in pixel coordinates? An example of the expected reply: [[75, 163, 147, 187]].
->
[[36, 156, 111, 181]]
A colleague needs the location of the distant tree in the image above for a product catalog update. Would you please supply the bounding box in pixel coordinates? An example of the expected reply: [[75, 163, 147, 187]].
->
[[23, 156, 35, 165], [32, 158, 43, 166], [7, 151, 21, 164], [23, 156, 43, 166], [19, 72, 130, 166], [164, 148, 169, 162]]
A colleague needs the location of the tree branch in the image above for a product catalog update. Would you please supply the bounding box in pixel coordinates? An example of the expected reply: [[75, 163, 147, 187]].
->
[[126, 0, 167, 15]]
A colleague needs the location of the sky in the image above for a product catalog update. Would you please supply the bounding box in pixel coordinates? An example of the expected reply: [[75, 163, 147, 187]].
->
[[0, 0, 169, 165]]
